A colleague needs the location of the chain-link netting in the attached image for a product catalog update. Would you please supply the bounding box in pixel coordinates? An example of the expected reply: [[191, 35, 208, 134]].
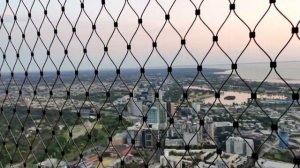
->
[[1, 0, 300, 167]]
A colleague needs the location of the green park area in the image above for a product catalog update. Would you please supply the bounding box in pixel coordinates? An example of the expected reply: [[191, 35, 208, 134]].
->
[[0, 107, 132, 167]]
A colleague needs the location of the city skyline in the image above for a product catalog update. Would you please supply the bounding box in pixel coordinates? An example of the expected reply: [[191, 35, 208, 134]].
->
[[1, 0, 300, 167]]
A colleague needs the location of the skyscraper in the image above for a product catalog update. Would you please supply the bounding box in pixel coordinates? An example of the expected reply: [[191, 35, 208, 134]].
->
[[213, 122, 233, 145], [127, 99, 143, 116], [147, 105, 167, 130], [167, 101, 176, 116], [226, 136, 254, 156], [278, 129, 289, 149]]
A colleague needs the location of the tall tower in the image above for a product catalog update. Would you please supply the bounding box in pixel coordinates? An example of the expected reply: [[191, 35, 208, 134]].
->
[[167, 101, 176, 116], [147, 105, 167, 130], [278, 129, 289, 149]]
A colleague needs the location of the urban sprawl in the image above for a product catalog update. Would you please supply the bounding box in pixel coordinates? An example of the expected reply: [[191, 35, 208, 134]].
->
[[0, 68, 299, 168]]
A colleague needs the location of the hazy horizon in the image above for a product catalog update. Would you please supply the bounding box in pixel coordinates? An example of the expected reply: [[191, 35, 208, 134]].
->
[[1, 0, 300, 72], [0, 60, 299, 73]]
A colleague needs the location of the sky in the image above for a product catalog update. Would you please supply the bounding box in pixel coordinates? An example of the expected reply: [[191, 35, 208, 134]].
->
[[0, 0, 300, 72]]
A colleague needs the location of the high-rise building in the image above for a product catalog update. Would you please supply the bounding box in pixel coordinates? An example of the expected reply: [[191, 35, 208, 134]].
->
[[143, 129, 154, 148], [167, 102, 176, 116], [147, 105, 167, 130], [198, 116, 214, 141], [127, 123, 165, 149], [278, 129, 289, 149], [127, 123, 143, 147], [148, 106, 159, 124], [213, 122, 233, 146], [127, 99, 143, 116], [226, 136, 254, 156], [161, 101, 167, 112], [159, 90, 165, 101]]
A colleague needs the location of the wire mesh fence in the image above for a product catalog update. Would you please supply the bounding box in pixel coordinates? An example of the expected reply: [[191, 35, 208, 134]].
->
[[0, 0, 300, 167]]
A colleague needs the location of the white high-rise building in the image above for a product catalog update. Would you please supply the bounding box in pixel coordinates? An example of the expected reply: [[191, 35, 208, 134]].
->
[[198, 116, 214, 141], [226, 136, 254, 156], [127, 99, 143, 116], [159, 90, 165, 101]]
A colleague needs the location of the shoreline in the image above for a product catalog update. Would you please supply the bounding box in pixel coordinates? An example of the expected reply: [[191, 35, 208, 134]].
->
[[215, 70, 300, 85]]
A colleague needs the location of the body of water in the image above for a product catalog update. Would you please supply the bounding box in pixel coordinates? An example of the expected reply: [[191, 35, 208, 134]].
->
[[208, 62, 300, 84], [203, 91, 287, 105], [184, 86, 287, 105]]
